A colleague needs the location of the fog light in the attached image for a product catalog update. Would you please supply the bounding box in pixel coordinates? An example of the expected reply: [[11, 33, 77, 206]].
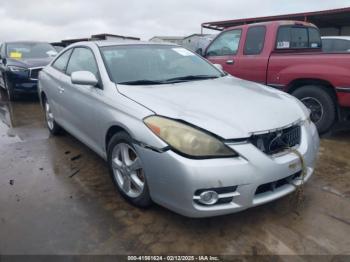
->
[[198, 191, 219, 205]]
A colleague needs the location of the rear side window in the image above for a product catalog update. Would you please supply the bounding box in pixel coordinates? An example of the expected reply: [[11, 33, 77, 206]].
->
[[52, 49, 72, 73], [206, 29, 242, 56], [333, 39, 350, 52], [244, 26, 266, 55], [322, 39, 350, 52], [276, 26, 321, 49]]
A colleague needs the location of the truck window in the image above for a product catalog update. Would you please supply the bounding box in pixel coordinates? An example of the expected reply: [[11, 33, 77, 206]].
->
[[291, 27, 308, 48], [244, 26, 266, 55], [309, 28, 322, 48], [206, 29, 242, 56], [276, 26, 321, 50]]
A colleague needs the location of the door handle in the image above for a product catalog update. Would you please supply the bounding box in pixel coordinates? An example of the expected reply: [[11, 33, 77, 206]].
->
[[226, 59, 234, 65], [57, 86, 65, 93]]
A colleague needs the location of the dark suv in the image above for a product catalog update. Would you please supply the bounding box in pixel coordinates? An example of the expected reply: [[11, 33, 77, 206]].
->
[[0, 41, 57, 101]]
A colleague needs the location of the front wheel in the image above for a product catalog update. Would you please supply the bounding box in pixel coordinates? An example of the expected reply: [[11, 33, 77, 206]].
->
[[292, 85, 336, 134], [44, 98, 62, 135], [0, 86, 7, 98], [5, 79, 16, 101], [107, 132, 152, 208]]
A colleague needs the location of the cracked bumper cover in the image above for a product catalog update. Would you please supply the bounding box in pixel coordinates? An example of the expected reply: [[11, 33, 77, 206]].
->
[[135, 121, 319, 218]]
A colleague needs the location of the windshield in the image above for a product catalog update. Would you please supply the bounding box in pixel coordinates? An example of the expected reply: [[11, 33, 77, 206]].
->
[[100, 45, 223, 85], [6, 42, 57, 59]]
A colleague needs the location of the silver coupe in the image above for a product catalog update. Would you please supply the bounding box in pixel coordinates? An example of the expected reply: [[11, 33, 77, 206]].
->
[[38, 41, 319, 217]]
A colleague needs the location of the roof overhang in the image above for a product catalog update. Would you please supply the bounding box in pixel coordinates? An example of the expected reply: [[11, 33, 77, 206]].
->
[[202, 7, 350, 31]]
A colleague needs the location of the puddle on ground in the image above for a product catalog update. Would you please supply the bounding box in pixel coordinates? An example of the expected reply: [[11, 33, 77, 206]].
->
[[0, 95, 49, 144]]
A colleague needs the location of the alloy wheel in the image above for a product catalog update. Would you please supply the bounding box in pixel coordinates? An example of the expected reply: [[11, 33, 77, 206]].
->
[[111, 143, 145, 198], [45, 101, 54, 130], [301, 97, 324, 124]]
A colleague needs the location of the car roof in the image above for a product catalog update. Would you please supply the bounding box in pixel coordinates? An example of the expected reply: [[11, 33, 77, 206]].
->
[[224, 20, 317, 31], [321, 36, 350, 41], [68, 40, 178, 48]]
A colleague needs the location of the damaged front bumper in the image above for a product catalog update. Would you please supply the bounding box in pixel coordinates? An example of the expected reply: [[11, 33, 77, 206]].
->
[[135, 121, 319, 218]]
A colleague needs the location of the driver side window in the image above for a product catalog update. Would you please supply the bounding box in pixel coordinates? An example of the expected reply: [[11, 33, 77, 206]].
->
[[206, 29, 242, 56], [66, 47, 99, 78]]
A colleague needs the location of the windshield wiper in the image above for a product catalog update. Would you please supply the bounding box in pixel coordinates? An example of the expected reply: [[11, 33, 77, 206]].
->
[[162, 75, 220, 83], [118, 80, 166, 85], [118, 75, 220, 85]]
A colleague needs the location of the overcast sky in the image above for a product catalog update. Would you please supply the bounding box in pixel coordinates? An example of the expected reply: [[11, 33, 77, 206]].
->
[[0, 0, 349, 42]]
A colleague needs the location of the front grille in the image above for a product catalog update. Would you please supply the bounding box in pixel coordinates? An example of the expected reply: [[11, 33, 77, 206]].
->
[[255, 172, 301, 195], [250, 125, 301, 155], [29, 68, 43, 80]]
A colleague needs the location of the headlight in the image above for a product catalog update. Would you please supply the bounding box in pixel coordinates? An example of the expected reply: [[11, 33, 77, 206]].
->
[[8, 66, 28, 72], [301, 113, 312, 126], [144, 116, 238, 158]]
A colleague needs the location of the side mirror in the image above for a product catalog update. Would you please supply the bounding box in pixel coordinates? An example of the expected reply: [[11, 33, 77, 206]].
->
[[213, 64, 223, 71], [71, 71, 98, 86]]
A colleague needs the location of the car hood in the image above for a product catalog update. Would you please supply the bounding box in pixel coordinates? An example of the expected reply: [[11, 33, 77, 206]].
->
[[117, 76, 307, 139], [7, 57, 52, 68]]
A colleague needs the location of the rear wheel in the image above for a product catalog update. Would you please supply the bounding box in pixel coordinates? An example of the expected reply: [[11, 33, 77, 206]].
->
[[292, 85, 336, 134], [107, 132, 152, 208], [44, 98, 62, 135]]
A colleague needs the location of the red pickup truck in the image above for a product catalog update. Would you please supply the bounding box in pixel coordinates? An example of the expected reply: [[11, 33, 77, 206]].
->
[[203, 20, 350, 134]]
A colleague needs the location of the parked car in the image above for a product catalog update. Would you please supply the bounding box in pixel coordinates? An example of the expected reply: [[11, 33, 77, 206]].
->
[[181, 34, 217, 54], [202, 21, 350, 134], [322, 36, 350, 52], [0, 41, 57, 101], [38, 41, 319, 217]]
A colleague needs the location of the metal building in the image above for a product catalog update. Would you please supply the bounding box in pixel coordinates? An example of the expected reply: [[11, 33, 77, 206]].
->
[[201, 7, 350, 36]]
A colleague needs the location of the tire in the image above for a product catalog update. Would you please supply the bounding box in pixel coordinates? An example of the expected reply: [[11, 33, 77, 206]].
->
[[43, 98, 62, 135], [292, 85, 336, 134], [0, 86, 6, 97], [107, 132, 152, 208], [4, 78, 16, 101]]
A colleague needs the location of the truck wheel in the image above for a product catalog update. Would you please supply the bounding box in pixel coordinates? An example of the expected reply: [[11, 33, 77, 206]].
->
[[107, 131, 152, 208], [292, 85, 336, 134]]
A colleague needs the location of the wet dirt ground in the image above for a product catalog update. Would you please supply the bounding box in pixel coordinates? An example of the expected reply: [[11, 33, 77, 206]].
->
[[0, 91, 349, 256]]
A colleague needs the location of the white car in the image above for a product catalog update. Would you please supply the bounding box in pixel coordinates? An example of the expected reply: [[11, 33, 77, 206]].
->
[[322, 36, 350, 52], [38, 41, 319, 217]]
